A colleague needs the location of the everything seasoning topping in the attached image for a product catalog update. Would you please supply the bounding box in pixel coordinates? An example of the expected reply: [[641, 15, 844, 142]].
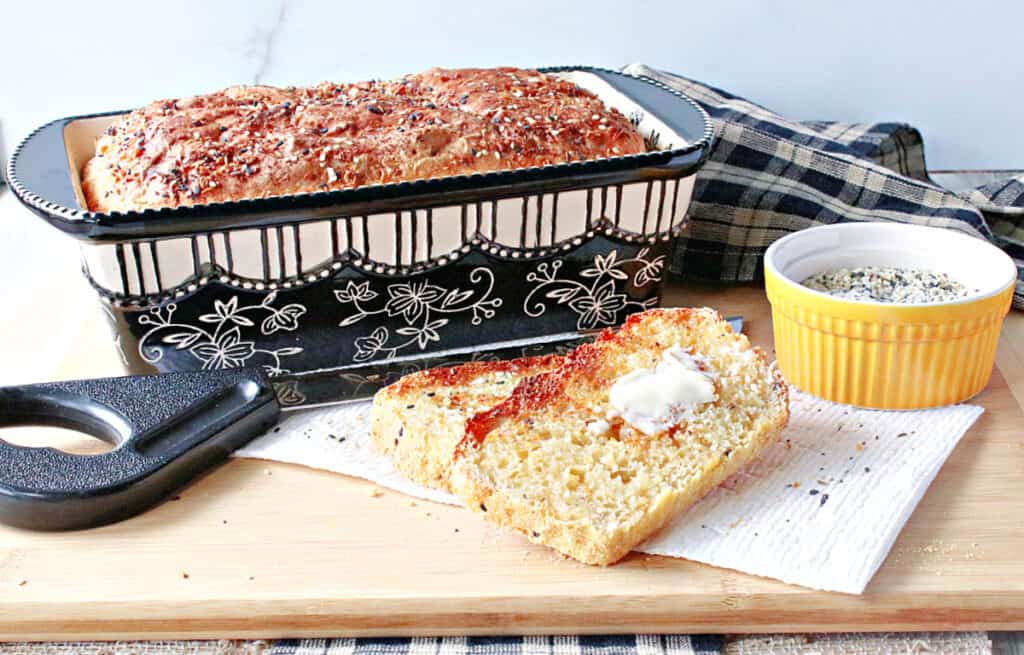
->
[[801, 266, 973, 304], [84, 68, 646, 212]]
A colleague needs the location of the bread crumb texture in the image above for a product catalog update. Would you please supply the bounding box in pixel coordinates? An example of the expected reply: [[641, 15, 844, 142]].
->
[[450, 307, 790, 565], [370, 354, 562, 492]]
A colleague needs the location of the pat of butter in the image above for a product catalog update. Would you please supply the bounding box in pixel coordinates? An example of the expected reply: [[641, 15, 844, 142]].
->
[[608, 346, 716, 436]]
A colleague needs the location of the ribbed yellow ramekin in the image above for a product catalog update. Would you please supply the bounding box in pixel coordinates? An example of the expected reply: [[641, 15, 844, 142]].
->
[[765, 223, 1016, 409]]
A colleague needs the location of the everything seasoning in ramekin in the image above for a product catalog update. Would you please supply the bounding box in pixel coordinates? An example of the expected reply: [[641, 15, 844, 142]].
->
[[801, 266, 974, 304], [765, 223, 1016, 409]]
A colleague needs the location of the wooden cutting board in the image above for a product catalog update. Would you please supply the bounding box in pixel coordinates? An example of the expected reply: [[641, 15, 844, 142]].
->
[[1, 278, 1023, 641]]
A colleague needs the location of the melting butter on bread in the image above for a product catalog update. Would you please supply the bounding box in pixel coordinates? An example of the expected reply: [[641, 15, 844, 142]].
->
[[370, 354, 562, 492], [450, 308, 789, 565]]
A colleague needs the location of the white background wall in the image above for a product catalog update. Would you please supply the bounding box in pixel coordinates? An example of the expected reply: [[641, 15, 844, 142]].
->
[[2, 0, 1019, 170]]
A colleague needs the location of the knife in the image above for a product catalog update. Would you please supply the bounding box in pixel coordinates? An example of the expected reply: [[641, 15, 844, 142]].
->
[[0, 318, 742, 531]]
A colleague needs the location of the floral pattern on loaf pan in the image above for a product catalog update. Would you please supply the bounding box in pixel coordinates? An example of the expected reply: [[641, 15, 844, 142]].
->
[[104, 238, 670, 375]]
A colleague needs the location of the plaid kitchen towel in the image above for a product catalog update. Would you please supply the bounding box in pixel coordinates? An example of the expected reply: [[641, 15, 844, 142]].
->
[[269, 637, 724, 655], [265, 633, 996, 655], [621, 64, 1024, 310]]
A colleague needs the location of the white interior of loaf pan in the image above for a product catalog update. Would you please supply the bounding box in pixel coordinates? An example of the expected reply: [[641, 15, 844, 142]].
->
[[549, 70, 688, 150], [64, 115, 118, 211]]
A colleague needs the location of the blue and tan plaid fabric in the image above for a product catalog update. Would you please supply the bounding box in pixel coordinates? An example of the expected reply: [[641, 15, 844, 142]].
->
[[270, 636, 724, 655], [623, 64, 1024, 310]]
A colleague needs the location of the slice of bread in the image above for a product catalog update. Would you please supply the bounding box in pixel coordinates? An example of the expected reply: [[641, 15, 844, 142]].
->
[[449, 308, 789, 565], [370, 354, 563, 492]]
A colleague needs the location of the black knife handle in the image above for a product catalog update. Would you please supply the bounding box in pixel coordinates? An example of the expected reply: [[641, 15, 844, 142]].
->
[[0, 368, 280, 531]]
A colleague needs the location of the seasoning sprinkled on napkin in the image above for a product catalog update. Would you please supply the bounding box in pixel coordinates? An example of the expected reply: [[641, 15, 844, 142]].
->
[[236, 388, 981, 593]]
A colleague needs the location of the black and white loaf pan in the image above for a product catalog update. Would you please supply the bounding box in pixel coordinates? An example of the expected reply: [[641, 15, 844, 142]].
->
[[6, 66, 715, 377]]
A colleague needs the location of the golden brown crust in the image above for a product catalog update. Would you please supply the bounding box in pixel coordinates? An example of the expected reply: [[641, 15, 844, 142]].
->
[[387, 353, 563, 396], [82, 68, 646, 212]]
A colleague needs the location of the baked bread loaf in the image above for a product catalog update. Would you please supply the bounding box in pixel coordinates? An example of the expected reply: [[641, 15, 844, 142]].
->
[[82, 67, 646, 212], [371, 354, 562, 492], [449, 308, 789, 565]]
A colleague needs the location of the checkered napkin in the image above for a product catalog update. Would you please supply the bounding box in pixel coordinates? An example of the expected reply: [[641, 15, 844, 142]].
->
[[270, 637, 723, 655], [621, 64, 1024, 309]]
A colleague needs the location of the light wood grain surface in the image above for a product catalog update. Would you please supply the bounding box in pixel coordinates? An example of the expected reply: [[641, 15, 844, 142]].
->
[[0, 268, 1022, 640]]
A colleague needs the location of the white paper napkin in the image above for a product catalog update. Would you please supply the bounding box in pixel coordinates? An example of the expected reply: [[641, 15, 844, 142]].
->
[[235, 390, 981, 594]]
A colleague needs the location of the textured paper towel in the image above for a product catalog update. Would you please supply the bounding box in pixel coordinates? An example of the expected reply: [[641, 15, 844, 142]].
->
[[235, 389, 982, 594]]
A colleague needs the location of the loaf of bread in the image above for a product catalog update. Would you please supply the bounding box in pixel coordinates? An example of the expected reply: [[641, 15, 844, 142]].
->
[[370, 354, 562, 492], [449, 308, 789, 565], [82, 68, 647, 212]]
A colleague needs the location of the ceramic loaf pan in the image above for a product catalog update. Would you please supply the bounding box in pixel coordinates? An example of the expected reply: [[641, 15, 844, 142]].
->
[[7, 67, 714, 378]]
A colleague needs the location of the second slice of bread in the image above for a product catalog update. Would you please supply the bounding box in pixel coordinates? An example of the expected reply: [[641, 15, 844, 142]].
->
[[449, 307, 789, 565]]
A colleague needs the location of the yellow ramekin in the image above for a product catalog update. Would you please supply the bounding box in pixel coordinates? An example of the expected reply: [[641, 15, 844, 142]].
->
[[765, 223, 1016, 409]]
